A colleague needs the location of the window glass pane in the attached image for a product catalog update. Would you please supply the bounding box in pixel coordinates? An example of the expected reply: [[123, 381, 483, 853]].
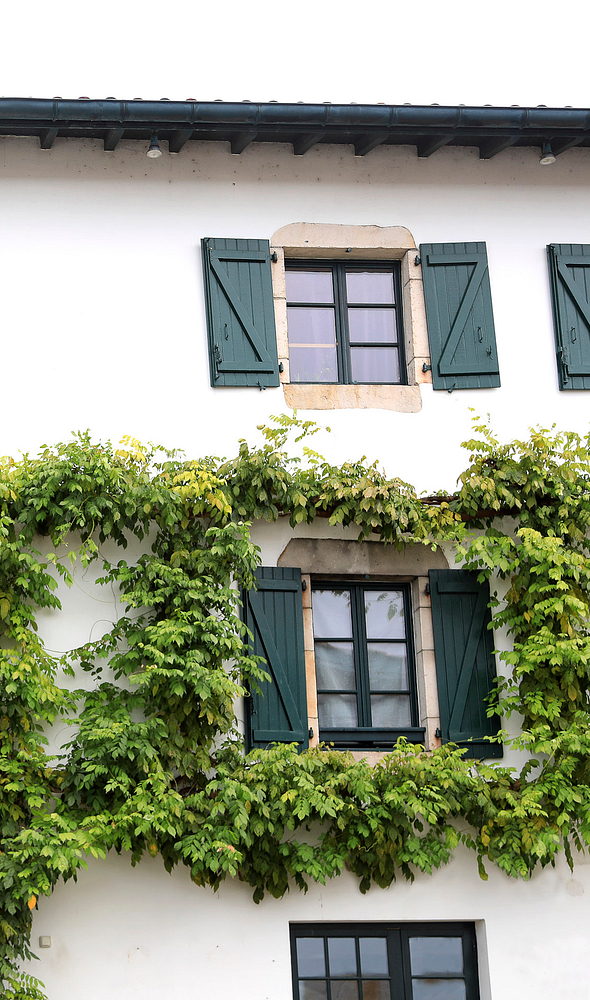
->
[[287, 308, 337, 346], [350, 348, 399, 384], [315, 643, 356, 691], [411, 981, 466, 1000], [287, 270, 334, 303], [367, 645, 408, 691], [359, 938, 389, 976], [365, 591, 405, 639], [300, 982, 328, 1000], [348, 309, 397, 344], [409, 938, 464, 976], [289, 346, 338, 383], [319, 693, 358, 728], [361, 982, 391, 1000], [332, 983, 359, 1000], [328, 938, 357, 976], [297, 939, 326, 977], [313, 590, 353, 639], [346, 271, 395, 304], [370, 694, 411, 727], [287, 307, 338, 383]]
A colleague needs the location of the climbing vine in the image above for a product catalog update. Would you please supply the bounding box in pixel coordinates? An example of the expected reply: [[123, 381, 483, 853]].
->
[[2, 416, 590, 998]]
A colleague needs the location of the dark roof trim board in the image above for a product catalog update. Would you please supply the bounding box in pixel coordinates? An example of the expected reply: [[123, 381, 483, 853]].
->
[[1, 98, 589, 157]]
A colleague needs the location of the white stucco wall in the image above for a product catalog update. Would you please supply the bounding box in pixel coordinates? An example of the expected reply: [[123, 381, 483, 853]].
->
[[1, 136, 589, 495], [7, 133, 590, 997], [27, 849, 590, 1000]]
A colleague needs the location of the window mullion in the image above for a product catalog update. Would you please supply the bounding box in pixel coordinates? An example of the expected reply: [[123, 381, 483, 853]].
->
[[334, 264, 351, 383], [353, 586, 371, 727], [387, 928, 405, 1000]]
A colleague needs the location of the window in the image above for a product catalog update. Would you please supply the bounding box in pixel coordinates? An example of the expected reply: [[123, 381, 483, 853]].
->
[[312, 583, 423, 748], [290, 923, 481, 1000], [244, 562, 501, 759], [286, 263, 405, 385]]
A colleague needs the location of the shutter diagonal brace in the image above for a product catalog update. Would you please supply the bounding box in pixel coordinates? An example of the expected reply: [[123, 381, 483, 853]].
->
[[248, 590, 304, 737], [447, 588, 490, 739], [209, 252, 275, 372], [556, 259, 590, 374], [426, 253, 495, 375]]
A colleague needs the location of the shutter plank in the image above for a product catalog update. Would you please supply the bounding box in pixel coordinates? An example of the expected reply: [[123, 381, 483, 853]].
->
[[429, 569, 502, 759], [244, 567, 308, 750], [202, 237, 279, 387], [420, 242, 500, 390]]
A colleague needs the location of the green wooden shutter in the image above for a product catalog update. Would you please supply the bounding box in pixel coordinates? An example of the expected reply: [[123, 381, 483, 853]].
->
[[429, 569, 502, 759], [202, 237, 279, 388], [420, 242, 500, 390], [243, 567, 308, 750], [547, 244, 590, 390]]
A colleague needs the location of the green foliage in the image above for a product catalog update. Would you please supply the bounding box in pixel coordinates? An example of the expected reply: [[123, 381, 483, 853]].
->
[[2, 417, 590, 997]]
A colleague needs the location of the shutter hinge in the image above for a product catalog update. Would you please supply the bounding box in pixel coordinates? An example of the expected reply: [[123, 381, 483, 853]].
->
[[414, 254, 421, 266], [435, 728, 442, 739], [422, 363, 432, 372], [213, 344, 222, 380], [559, 346, 570, 384]]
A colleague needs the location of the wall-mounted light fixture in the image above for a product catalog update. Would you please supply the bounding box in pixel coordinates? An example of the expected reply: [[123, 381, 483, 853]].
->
[[146, 134, 162, 159], [539, 141, 556, 166]]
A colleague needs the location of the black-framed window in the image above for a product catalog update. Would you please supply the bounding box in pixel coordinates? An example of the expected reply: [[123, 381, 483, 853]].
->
[[285, 262, 405, 385], [311, 583, 424, 748], [290, 923, 481, 1000]]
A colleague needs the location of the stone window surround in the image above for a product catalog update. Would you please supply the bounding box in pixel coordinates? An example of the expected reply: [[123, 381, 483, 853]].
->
[[270, 223, 432, 412], [277, 538, 445, 764]]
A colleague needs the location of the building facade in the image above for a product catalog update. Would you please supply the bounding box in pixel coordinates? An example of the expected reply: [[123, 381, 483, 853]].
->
[[2, 99, 590, 999]]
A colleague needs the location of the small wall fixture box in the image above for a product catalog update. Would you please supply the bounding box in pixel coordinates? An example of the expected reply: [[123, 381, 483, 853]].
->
[[39, 936, 51, 949]]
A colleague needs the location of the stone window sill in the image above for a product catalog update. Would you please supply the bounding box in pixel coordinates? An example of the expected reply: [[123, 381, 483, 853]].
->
[[283, 382, 422, 412]]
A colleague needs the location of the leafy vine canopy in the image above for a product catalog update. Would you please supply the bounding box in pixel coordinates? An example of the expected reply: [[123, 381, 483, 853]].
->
[[2, 416, 590, 998]]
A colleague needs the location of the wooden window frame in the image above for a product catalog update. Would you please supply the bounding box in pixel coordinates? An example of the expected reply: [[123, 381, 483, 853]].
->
[[290, 922, 481, 1000], [285, 260, 406, 387], [310, 580, 425, 750]]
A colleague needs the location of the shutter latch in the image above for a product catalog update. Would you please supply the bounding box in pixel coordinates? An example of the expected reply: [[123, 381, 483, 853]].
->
[[309, 727, 314, 739], [422, 363, 432, 372], [435, 728, 442, 739], [414, 254, 421, 266]]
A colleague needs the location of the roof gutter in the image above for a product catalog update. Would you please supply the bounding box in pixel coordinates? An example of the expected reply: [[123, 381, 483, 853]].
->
[[1, 98, 589, 157]]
